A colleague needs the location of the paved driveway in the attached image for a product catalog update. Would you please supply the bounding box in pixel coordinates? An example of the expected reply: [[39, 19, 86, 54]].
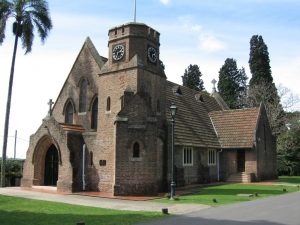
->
[[138, 191, 300, 225], [0, 187, 209, 215]]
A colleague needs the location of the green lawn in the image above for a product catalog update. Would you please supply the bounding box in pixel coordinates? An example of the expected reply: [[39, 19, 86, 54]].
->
[[0, 195, 163, 225], [274, 176, 300, 185], [154, 183, 300, 206]]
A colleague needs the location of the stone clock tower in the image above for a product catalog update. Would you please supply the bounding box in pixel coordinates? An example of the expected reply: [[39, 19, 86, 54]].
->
[[97, 22, 167, 195]]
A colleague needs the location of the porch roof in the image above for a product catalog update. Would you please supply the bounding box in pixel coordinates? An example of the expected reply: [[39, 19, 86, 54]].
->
[[209, 107, 260, 149], [59, 123, 85, 132]]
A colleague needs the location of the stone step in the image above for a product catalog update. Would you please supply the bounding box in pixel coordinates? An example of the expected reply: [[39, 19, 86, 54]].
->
[[227, 172, 251, 183]]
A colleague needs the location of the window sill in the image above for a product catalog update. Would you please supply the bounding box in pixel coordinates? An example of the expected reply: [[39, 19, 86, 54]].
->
[[130, 157, 142, 162], [183, 164, 193, 167]]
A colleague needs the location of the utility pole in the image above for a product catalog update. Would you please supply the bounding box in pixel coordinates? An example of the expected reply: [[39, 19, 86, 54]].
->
[[14, 130, 17, 159], [133, 0, 137, 22]]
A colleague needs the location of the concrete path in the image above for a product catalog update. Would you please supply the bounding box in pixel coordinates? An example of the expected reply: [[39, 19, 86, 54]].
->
[[138, 191, 300, 225], [0, 187, 210, 215]]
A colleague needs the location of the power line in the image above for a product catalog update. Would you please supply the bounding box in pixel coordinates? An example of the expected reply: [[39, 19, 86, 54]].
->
[[0, 135, 29, 142]]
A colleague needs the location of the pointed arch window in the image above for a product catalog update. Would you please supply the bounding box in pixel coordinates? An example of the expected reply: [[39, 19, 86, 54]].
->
[[106, 96, 111, 111], [79, 79, 88, 112], [65, 101, 74, 124], [91, 97, 98, 129], [133, 142, 140, 158]]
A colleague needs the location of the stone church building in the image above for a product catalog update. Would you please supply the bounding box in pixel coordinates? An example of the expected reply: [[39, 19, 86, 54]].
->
[[21, 22, 277, 195]]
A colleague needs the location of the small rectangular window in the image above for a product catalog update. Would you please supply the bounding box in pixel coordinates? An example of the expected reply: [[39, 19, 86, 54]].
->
[[183, 147, 193, 166], [208, 149, 216, 166], [99, 160, 106, 166]]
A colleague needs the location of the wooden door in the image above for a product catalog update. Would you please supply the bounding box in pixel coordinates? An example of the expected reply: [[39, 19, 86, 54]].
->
[[44, 145, 59, 186], [237, 150, 245, 172]]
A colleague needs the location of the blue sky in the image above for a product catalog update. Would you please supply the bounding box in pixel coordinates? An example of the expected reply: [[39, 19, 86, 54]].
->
[[0, 0, 300, 158]]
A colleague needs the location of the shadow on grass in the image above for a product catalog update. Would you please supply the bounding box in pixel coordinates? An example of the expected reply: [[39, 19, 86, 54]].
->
[[183, 183, 299, 197], [0, 195, 163, 225], [190, 188, 288, 196], [276, 176, 300, 184], [0, 210, 162, 225]]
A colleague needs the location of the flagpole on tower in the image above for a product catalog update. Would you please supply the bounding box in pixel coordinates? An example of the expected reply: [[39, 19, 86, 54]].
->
[[133, 0, 137, 22]]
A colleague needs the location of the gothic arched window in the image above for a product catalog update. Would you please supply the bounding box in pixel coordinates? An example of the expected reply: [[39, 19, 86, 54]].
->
[[91, 97, 98, 129], [106, 97, 111, 111], [133, 142, 140, 158], [79, 79, 88, 112], [65, 101, 74, 124]]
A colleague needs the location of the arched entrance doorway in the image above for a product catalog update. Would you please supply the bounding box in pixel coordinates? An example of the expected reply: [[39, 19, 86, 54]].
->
[[44, 144, 59, 186]]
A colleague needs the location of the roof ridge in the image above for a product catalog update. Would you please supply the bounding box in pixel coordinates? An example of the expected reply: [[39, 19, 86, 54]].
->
[[210, 107, 260, 114]]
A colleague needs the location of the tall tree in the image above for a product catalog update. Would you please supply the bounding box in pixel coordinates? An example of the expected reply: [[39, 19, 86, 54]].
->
[[218, 58, 248, 109], [0, 0, 52, 187], [249, 35, 273, 85], [246, 82, 286, 136], [247, 35, 285, 137], [182, 64, 205, 91]]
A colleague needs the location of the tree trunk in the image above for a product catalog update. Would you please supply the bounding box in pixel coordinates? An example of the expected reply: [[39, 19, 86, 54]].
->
[[1, 23, 20, 187]]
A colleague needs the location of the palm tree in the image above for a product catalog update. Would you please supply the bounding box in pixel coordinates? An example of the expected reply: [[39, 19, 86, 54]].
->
[[0, 0, 52, 187]]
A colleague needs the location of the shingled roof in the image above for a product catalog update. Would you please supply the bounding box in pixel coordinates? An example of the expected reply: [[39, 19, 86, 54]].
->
[[209, 107, 261, 148], [166, 81, 222, 148], [59, 123, 85, 132]]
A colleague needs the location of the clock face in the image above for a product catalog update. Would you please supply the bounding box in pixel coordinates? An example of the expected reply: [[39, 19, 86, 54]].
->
[[112, 44, 125, 61], [147, 46, 157, 63]]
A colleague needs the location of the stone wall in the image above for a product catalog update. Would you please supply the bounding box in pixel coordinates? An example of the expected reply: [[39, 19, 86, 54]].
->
[[114, 93, 165, 196], [220, 150, 237, 179], [255, 106, 277, 180], [171, 145, 219, 186], [245, 149, 257, 176], [21, 118, 74, 192], [52, 39, 101, 129]]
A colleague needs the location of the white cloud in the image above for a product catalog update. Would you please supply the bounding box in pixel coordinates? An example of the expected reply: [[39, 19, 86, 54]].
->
[[199, 33, 226, 52], [191, 25, 202, 32], [177, 15, 226, 53], [272, 56, 300, 111], [160, 0, 171, 5]]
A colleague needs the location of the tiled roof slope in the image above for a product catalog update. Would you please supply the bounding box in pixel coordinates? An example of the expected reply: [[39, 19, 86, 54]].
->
[[60, 123, 85, 132], [209, 107, 260, 148], [210, 92, 230, 110], [166, 81, 222, 148]]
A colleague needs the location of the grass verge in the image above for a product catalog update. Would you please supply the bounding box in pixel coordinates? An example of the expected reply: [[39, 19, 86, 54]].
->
[[0, 195, 163, 225], [154, 183, 300, 206], [274, 176, 300, 185]]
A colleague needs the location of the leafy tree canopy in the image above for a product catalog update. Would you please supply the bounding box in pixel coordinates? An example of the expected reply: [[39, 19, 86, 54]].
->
[[246, 82, 286, 137], [249, 35, 273, 86], [182, 64, 205, 91], [277, 113, 300, 176], [0, 0, 53, 53], [247, 35, 285, 137], [218, 58, 248, 109]]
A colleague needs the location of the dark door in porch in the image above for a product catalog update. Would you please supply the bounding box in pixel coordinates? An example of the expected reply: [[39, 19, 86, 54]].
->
[[237, 150, 245, 172], [44, 144, 59, 186]]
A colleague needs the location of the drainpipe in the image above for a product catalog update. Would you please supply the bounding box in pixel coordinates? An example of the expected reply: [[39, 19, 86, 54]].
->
[[82, 144, 86, 191], [217, 149, 223, 182]]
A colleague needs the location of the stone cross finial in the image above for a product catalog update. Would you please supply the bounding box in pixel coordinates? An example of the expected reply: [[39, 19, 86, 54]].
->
[[211, 79, 217, 93], [48, 99, 54, 116]]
